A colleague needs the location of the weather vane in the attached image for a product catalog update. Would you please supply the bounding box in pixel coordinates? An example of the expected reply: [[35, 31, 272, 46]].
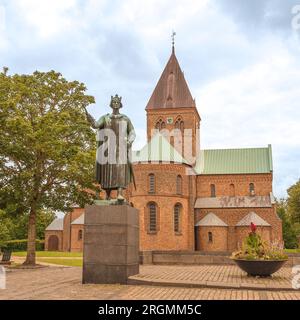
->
[[171, 30, 176, 50]]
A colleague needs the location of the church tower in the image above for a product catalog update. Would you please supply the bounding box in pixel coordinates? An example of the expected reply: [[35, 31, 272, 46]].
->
[[145, 40, 201, 162]]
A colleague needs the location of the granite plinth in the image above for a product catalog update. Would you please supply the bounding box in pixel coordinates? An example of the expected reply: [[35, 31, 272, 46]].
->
[[82, 204, 139, 284]]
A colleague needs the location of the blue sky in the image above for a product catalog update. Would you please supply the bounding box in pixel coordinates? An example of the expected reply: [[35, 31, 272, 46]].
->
[[0, 0, 300, 198]]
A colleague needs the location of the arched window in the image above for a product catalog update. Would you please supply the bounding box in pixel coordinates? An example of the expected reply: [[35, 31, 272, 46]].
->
[[148, 173, 155, 194], [155, 119, 166, 131], [249, 183, 255, 196], [78, 230, 83, 241], [229, 184, 235, 197], [210, 184, 216, 197], [175, 117, 184, 131], [176, 175, 182, 195], [148, 202, 157, 232], [208, 232, 213, 243], [174, 203, 182, 233]]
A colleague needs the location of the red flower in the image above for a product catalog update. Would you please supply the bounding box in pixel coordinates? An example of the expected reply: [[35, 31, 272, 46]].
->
[[250, 222, 257, 233]]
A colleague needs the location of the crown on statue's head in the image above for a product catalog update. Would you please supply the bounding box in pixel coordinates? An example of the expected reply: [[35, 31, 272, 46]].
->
[[110, 94, 122, 107]]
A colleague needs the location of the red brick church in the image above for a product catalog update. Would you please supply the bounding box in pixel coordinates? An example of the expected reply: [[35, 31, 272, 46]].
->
[[45, 45, 282, 252]]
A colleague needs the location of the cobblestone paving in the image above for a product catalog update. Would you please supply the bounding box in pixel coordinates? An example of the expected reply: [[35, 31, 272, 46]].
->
[[129, 265, 294, 290], [0, 266, 299, 300]]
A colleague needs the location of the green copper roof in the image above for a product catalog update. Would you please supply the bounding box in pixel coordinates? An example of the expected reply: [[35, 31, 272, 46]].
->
[[194, 145, 273, 175], [132, 133, 190, 165]]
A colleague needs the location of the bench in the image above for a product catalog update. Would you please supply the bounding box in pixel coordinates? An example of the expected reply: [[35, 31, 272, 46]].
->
[[0, 250, 12, 265]]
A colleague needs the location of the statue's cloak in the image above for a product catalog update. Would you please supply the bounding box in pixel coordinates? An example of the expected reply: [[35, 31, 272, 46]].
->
[[95, 113, 135, 190]]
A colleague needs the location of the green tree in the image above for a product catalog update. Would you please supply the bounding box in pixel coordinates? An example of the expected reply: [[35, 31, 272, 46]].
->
[[0, 210, 13, 241], [287, 179, 300, 223], [0, 208, 56, 242], [35, 210, 56, 239], [0, 69, 96, 265], [277, 199, 298, 249], [11, 209, 56, 240]]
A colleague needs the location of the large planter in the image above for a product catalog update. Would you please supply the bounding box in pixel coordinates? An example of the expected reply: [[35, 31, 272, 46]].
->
[[232, 259, 287, 277]]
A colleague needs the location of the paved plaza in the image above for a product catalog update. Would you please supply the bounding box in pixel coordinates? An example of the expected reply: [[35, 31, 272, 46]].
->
[[128, 264, 295, 290], [0, 264, 300, 300]]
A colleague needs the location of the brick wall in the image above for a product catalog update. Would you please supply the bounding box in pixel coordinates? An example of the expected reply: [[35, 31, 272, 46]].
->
[[130, 163, 195, 251], [195, 207, 282, 251], [45, 230, 63, 251], [70, 224, 84, 252], [196, 173, 273, 197], [62, 207, 84, 251], [131, 163, 192, 197], [196, 226, 228, 251], [62, 213, 71, 251], [146, 107, 200, 161]]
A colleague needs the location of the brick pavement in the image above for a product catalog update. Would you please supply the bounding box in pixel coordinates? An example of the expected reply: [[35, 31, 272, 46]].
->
[[0, 265, 299, 300], [128, 265, 294, 290]]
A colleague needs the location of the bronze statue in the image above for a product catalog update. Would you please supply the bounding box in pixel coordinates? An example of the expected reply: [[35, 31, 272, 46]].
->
[[85, 95, 136, 201]]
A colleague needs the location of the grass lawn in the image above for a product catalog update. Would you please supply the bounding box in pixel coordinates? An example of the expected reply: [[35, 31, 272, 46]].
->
[[13, 251, 83, 257], [285, 249, 300, 253], [38, 258, 83, 267]]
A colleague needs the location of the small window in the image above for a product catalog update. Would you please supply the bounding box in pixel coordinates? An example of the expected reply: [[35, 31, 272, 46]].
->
[[229, 184, 235, 197], [174, 203, 182, 233], [148, 202, 157, 232], [176, 175, 182, 195], [210, 184, 216, 197], [249, 183, 255, 196], [78, 230, 83, 241], [208, 232, 213, 243], [149, 174, 155, 194]]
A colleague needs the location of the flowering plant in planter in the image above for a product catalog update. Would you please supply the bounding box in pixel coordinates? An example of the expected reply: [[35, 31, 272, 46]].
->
[[231, 223, 288, 261]]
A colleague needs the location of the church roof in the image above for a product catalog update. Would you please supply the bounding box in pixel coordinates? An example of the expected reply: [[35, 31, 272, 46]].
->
[[195, 145, 273, 175], [236, 212, 270, 227], [145, 49, 196, 110], [195, 213, 228, 227], [45, 218, 64, 231], [71, 214, 84, 225], [132, 132, 190, 165]]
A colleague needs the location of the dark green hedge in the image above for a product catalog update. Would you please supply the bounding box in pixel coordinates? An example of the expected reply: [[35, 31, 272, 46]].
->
[[0, 239, 45, 252]]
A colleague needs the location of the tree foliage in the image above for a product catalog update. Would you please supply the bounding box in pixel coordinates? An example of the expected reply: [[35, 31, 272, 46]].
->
[[277, 199, 298, 249], [0, 69, 97, 264], [0, 209, 55, 241], [287, 179, 300, 223]]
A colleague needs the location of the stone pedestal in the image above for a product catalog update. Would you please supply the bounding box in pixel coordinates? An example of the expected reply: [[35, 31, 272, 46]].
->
[[82, 204, 139, 284]]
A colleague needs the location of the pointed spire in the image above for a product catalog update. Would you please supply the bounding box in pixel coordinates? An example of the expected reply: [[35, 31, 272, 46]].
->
[[146, 37, 196, 110]]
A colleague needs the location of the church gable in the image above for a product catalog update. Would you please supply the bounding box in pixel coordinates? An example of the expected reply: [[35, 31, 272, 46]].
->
[[195, 213, 228, 227], [236, 212, 271, 226]]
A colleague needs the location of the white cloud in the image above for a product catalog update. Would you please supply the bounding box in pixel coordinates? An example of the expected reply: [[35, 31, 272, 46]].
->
[[197, 36, 300, 197], [0, 4, 7, 49], [13, 0, 79, 38], [1, 0, 299, 197]]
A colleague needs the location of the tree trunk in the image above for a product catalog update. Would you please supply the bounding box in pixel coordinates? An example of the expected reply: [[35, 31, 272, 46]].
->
[[23, 207, 36, 265]]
